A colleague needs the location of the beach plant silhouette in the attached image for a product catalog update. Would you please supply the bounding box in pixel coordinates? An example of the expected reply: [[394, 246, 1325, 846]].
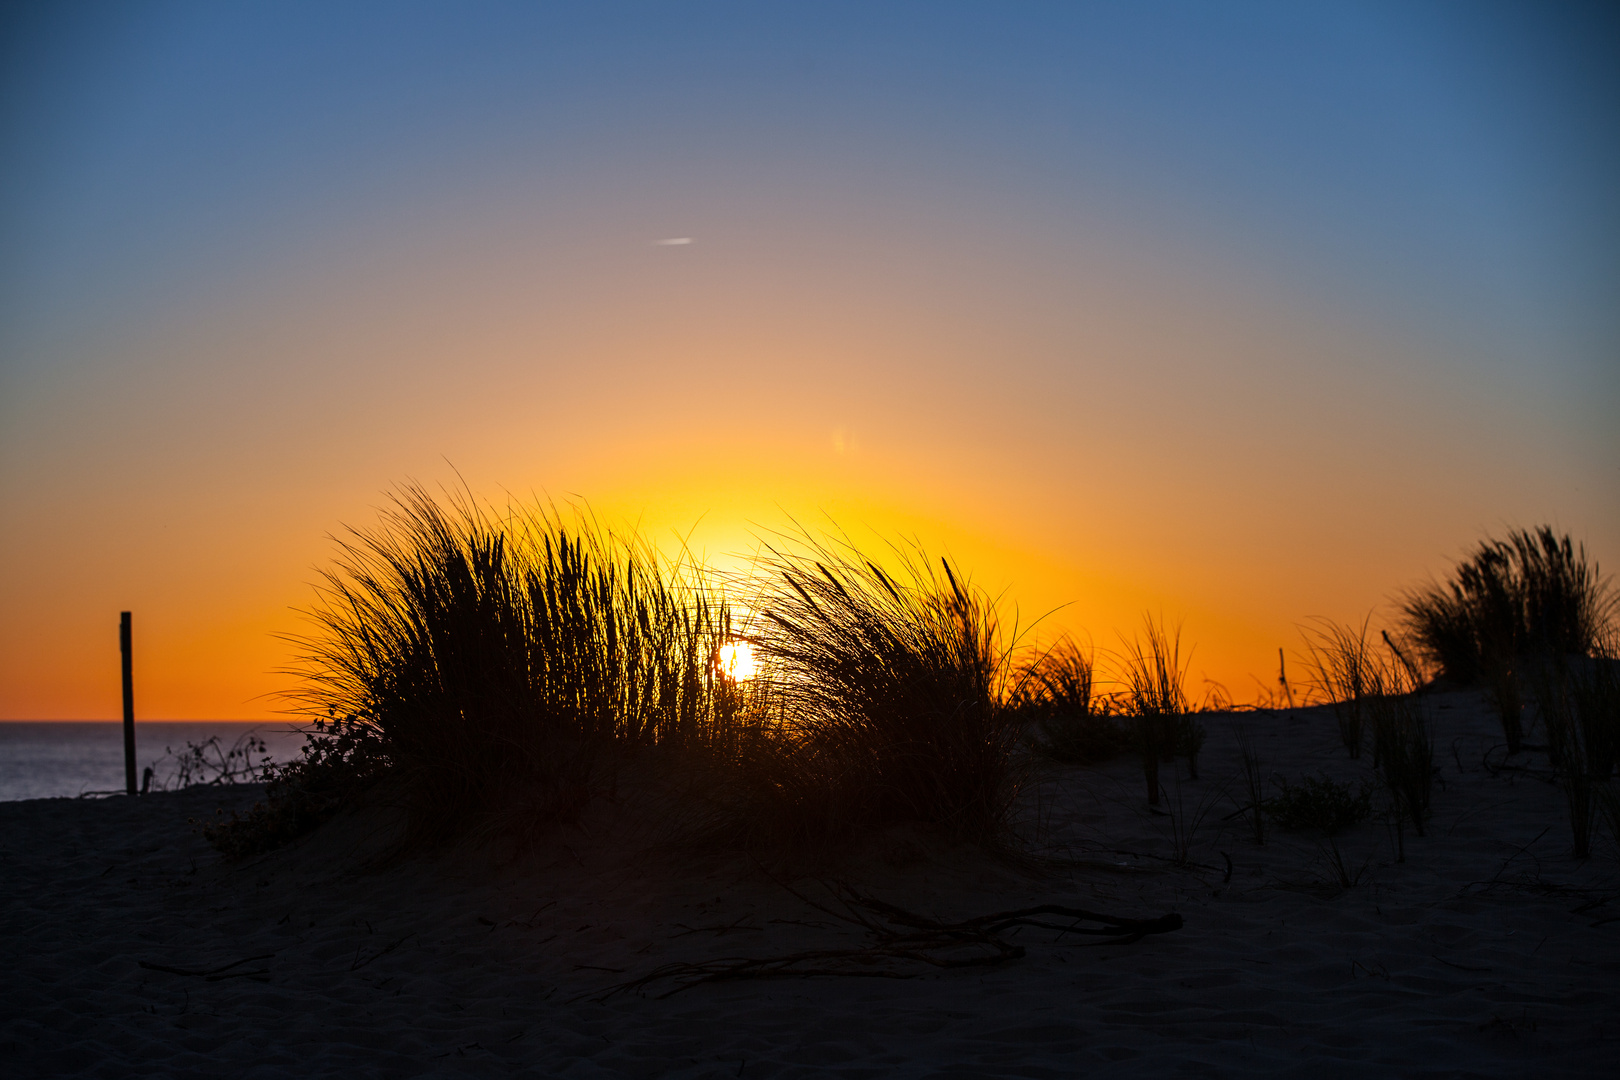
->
[[1401, 527, 1613, 754], [1531, 655, 1620, 859], [1257, 767, 1376, 891], [715, 529, 1024, 850], [1118, 616, 1198, 804], [1366, 650, 1434, 845], [143, 731, 274, 794], [1014, 639, 1130, 765], [1230, 720, 1267, 845], [1302, 617, 1378, 759], [1263, 774, 1373, 835], [210, 485, 735, 854], [209, 497, 1041, 859]]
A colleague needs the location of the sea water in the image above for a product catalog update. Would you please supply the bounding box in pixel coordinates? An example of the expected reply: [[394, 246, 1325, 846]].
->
[[0, 722, 311, 802]]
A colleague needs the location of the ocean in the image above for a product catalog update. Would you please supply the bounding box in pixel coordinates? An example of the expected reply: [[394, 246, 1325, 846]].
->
[[0, 722, 312, 802]]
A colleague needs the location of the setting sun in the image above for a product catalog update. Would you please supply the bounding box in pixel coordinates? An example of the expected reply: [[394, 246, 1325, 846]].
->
[[716, 641, 758, 683]]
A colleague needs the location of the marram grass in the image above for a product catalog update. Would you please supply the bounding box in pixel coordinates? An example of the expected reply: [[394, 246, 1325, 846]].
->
[[716, 529, 1025, 849], [277, 484, 736, 847]]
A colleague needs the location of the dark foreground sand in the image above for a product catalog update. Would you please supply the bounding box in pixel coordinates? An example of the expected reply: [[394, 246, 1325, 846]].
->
[[3, 690, 1617, 1078]]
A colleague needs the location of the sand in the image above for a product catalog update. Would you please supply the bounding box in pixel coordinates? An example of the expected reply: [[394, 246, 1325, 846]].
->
[[3, 688, 1617, 1078]]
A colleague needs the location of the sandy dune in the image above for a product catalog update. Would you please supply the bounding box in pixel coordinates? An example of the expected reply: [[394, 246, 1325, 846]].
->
[[3, 689, 1616, 1077]]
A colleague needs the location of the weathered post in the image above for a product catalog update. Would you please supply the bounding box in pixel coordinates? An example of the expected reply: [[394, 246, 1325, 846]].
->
[[121, 611, 136, 796]]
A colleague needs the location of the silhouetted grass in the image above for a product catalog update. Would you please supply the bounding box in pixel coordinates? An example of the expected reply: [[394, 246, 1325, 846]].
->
[[1367, 655, 1433, 840], [1231, 720, 1266, 845], [1014, 640, 1130, 765], [721, 532, 1021, 848], [210, 485, 735, 854], [1531, 655, 1620, 859], [1302, 617, 1376, 758], [1401, 527, 1613, 688], [1118, 617, 1199, 804]]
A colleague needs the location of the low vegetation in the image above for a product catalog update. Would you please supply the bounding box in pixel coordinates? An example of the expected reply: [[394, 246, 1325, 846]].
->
[[208, 495, 1029, 857], [721, 531, 1021, 849], [1118, 617, 1201, 804], [202, 499, 1610, 876], [1532, 655, 1620, 858], [201, 717, 390, 859], [211, 485, 736, 854], [145, 731, 274, 794], [1401, 526, 1614, 754], [1263, 774, 1373, 835], [1015, 641, 1131, 765], [1302, 617, 1375, 759]]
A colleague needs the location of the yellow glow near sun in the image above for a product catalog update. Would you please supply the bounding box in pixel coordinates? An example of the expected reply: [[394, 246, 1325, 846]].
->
[[717, 640, 757, 682]]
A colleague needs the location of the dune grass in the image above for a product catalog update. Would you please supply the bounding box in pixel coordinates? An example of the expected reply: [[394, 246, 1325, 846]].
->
[[720, 531, 1023, 849], [211, 485, 736, 853], [1531, 655, 1620, 859], [1231, 720, 1266, 845], [1117, 617, 1201, 804], [1366, 653, 1434, 842], [208, 495, 1609, 873], [211, 498, 1035, 858], [1302, 617, 1377, 759], [1014, 640, 1131, 765], [1401, 527, 1613, 688]]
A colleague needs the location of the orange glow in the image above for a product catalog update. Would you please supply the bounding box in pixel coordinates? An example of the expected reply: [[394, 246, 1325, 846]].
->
[[0, 178, 1611, 721]]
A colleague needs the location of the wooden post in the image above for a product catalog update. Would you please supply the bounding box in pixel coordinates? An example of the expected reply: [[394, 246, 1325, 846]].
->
[[1278, 647, 1295, 711], [121, 612, 136, 796]]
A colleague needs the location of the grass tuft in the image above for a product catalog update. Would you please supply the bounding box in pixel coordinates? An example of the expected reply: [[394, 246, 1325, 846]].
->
[[1302, 617, 1377, 758], [1118, 616, 1199, 804], [1014, 640, 1130, 765], [212, 484, 734, 854], [1231, 720, 1266, 845], [1400, 527, 1613, 693], [722, 530, 1022, 849], [1367, 654, 1434, 840], [1531, 655, 1620, 859]]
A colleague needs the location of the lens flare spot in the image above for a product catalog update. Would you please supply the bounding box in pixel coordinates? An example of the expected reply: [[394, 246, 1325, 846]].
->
[[717, 641, 757, 682]]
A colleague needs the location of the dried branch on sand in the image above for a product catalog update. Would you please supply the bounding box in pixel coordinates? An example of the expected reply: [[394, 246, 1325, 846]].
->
[[597, 883, 1182, 999]]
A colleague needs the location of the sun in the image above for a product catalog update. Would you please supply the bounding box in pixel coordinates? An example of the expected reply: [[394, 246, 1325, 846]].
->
[[717, 640, 758, 682]]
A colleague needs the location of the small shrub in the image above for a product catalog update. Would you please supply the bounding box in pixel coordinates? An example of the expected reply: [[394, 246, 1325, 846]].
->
[[146, 731, 274, 793], [1264, 774, 1373, 835], [200, 717, 390, 859]]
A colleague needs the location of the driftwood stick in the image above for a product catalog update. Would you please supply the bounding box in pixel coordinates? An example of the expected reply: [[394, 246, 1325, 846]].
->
[[595, 882, 1181, 1000]]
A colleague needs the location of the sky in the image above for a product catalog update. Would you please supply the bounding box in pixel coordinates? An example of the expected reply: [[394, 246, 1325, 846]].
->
[[2, 0, 1616, 719]]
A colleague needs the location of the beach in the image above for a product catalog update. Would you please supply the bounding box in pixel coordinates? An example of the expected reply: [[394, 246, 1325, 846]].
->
[[3, 689, 1615, 1078]]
